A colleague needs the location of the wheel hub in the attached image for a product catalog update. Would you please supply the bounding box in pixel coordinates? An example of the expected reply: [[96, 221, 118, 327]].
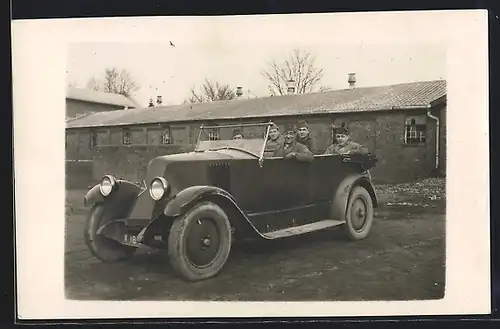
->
[[351, 197, 368, 231], [202, 237, 211, 247], [186, 218, 221, 268]]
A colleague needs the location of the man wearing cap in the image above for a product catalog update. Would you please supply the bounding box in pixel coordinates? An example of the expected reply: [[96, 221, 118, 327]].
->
[[324, 125, 367, 155], [232, 128, 244, 140], [296, 120, 316, 154], [264, 122, 283, 156], [273, 123, 314, 162]]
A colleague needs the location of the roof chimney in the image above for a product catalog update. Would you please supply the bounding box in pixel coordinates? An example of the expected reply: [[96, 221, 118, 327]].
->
[[348, 73, 356, 89], [287, 79, 296, 94], [156, 95, 163, 106], [236, 86, 243, 98]]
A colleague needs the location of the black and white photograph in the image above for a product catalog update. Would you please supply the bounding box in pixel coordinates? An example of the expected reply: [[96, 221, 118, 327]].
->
[[13, 10, 490, 319]]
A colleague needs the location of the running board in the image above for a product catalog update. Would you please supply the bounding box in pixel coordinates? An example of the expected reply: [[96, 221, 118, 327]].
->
[[262, 219, 345, 239]]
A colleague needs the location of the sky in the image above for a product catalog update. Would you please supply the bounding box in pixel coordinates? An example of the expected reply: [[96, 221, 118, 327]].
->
[[66, 14, 446, 108]]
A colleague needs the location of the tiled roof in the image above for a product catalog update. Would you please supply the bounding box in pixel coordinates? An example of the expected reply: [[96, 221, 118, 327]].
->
[[66, 79, 446, 129], [66, 87, 140, 108]]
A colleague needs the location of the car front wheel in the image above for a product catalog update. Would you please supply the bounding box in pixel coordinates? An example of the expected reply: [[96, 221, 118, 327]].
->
[[343, 186, 374, 240], [168, 201, 232, 281], [84, 204, 137, 262]]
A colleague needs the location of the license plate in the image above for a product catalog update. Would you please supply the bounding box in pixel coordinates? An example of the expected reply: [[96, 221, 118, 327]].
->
[[124, 234, 139, 245]]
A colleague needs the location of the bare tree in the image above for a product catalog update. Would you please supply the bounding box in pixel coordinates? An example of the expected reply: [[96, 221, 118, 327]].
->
[[186, 78, 237, 103], [86, 68, 140, 98], [86, 77, 100, 92], [261, 48, 325, 96]]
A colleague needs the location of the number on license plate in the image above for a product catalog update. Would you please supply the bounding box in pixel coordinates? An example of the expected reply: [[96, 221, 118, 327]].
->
[[124, 234, 138, 245]]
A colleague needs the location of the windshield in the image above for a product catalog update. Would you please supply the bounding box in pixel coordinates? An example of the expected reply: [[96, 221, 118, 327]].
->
[[195, 122, 270, 158]]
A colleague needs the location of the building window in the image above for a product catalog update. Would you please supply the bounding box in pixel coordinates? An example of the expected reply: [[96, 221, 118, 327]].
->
[[161, 127, 172, 144], [404, 116, 426, 144], [207, 127, 220, 141], [90, 131, 97, 148], [122, 129, 131, 145]]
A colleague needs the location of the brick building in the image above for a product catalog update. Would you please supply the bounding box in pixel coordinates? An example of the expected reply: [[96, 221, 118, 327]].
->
[[65, 79, 446, 185], [66, 87, 140, 120]]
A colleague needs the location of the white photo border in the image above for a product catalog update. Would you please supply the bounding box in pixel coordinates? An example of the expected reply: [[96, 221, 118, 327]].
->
[[12, 10, 490, 319]]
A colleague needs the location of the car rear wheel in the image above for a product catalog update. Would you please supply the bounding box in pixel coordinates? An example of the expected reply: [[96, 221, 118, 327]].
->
[[343, 186, 374, 240], [168, 201, 232, 281], [84, 204, 136, 262]]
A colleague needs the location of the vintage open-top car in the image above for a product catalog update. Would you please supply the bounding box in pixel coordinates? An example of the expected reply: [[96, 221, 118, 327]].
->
[[83, 122, 379, 281]]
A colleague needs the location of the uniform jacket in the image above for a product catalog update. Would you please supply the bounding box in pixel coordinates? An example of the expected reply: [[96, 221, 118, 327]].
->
[[264, 135, 284, 156], [273, 141, 314, 163], [296, 135, 316, 154], [324, 141, 367, 155]]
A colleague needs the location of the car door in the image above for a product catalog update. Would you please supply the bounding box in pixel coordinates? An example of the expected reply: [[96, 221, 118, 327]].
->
[[241, 156, 314, 229], [262, 157, 311, 210], [230, 157, 309, 211]]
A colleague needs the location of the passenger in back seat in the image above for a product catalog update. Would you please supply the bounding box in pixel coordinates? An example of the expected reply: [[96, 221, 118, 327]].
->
[[324, 125, 367, 155]]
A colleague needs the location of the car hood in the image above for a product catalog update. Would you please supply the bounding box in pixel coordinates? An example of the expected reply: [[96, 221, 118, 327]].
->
[[143, 149, 256, 187], [127, 149, 256, 220]]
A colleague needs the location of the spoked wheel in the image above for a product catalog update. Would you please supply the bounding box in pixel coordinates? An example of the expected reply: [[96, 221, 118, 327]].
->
[[168, 201, 232, 281], [84, 204, 137, 262], [343, 186, 374, 240]]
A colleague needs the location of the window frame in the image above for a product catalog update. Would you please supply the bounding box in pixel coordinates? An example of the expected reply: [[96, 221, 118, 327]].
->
[[161, 125, 173, 145], [89, 130, 97, 148], [403, 115, 427, 146], [207, 127, 221, 141], [122, 128, 132, 145]]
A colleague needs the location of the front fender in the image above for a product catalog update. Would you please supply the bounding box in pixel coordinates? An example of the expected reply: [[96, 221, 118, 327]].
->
[[154, 185, 266, 240], [163, 185, 234, 217], [330, 173, 378, 221], [84, 180, 142, 209], [84, 184, 104, 206]]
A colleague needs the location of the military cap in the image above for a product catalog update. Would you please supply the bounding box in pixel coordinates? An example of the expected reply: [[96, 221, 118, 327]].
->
[[269, 122, 279, 130], [284, 123, 297, 132], [333, 125, 349, 135], [296, 120, 308, 129]]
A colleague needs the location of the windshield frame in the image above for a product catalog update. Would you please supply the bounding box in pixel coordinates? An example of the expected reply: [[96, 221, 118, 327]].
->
[[195, 122, 272, 162]]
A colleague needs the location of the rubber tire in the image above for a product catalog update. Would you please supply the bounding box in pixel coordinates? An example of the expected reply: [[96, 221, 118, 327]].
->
[[343, 186, 374, 241], [84, 204, 137, 262], [168, 201, 232, 281]]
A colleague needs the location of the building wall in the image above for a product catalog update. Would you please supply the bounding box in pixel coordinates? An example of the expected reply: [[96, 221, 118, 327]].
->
[[65, 105, 445, 185], [92, 145, 194, 184], [438, 103, 447, 174], [66, 99, 125, 119], [65, 130, 93, 160], [65, 160, 93, 189]]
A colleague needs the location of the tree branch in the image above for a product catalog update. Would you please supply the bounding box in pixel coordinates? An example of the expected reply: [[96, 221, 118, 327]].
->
[[186, 78, 236, 103], [261, 48, 325, 95]]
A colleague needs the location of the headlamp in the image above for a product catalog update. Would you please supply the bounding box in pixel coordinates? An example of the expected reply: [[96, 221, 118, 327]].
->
[[149, 177, 169, 201], [99, 175, 116, 196]]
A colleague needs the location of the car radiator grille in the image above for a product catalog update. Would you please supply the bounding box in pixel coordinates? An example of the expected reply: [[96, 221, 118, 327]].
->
[[208, 163, 231, 192]]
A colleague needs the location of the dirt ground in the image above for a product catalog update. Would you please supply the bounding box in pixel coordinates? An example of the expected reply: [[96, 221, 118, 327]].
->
[[65, 178, 446, 301]]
